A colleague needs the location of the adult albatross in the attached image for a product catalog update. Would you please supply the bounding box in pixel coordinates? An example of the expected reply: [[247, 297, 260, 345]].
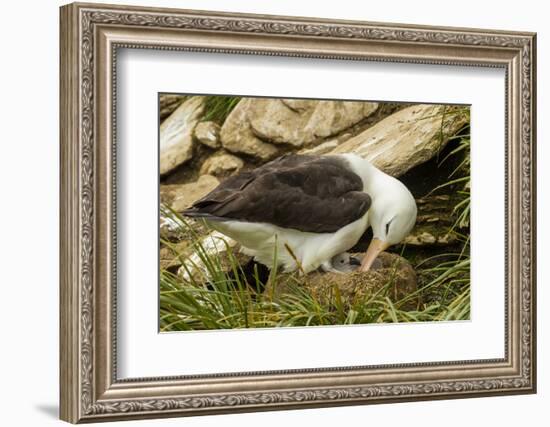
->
[[183, 153, 417, 273]]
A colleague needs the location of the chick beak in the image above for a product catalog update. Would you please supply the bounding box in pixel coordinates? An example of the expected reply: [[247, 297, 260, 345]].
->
[[360, 238, 390, 272], [349, 256, 361, 266]]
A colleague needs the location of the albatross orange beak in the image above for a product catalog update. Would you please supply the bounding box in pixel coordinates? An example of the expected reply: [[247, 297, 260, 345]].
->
[[360, 238, 390, 272]]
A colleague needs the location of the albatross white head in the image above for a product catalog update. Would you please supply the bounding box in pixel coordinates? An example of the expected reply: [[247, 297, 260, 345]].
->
[[340, 154, 417, 272]]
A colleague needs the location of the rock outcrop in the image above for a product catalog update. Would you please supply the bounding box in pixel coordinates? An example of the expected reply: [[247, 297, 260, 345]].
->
[[194, 121, 221, 149], [403, 194, 465, 247], [159, 95, 186, 121], [332, 104, 468, 177], [248, 98, 378, 146], [160, 96, 205, 175], [199, 151, 244, 177], [219, 98, 281, 161], [160, 174, 219, 212], [159, 205, 186, 242], [177, 232, 252, 282], [220, 98, 378, 160]]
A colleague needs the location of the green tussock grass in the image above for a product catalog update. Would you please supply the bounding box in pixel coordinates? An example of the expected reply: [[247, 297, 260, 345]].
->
[[201, 95, 241, 124], [159, 211, 470, 332], [416, 105, 471, 321]]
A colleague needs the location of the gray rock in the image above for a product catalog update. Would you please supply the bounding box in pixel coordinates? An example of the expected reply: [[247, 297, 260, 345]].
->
[[194, 121, 221, 149], [220, 98, 378, 160], [220, 98, 280, 161], [159, 95, 186, 122], [159, 204, 186, 242], [159, 205, 211, 268], [299, 139, 340, 155], [199, 151, 244, 177], [177, 232, 253, 282], [403, 194, 463, 247], [160, 96, 205, 175], [248, 98, 378, 147], [403, 231, 459, 246], [331, 104, 469, 177], [160, 174, 219, 212]]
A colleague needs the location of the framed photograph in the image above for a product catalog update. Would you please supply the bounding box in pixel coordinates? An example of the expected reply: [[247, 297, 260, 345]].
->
[[60, 2, 537, 423]]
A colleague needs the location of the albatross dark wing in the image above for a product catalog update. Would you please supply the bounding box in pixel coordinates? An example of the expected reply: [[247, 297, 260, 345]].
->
[[183, 155, 371, 233]]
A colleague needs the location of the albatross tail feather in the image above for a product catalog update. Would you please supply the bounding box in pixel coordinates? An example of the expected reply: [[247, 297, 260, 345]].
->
[[181, 208, 229, 222]]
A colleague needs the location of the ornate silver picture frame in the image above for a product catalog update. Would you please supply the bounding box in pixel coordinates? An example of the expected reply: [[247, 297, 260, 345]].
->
[[60, 2, 536, 423]]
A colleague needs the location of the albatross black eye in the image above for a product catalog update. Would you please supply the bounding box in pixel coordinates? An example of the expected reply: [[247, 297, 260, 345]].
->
[[385, 219, 394, 235]]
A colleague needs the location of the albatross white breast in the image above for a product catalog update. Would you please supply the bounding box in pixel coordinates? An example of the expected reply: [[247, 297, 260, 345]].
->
[[183, 153, 417, 273]]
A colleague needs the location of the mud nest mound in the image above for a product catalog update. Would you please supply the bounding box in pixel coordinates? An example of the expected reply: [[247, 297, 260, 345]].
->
[[267, 252, 419, 310]]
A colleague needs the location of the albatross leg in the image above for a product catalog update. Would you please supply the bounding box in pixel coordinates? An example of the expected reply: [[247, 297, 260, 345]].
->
[[320, 260, 341, 274]]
